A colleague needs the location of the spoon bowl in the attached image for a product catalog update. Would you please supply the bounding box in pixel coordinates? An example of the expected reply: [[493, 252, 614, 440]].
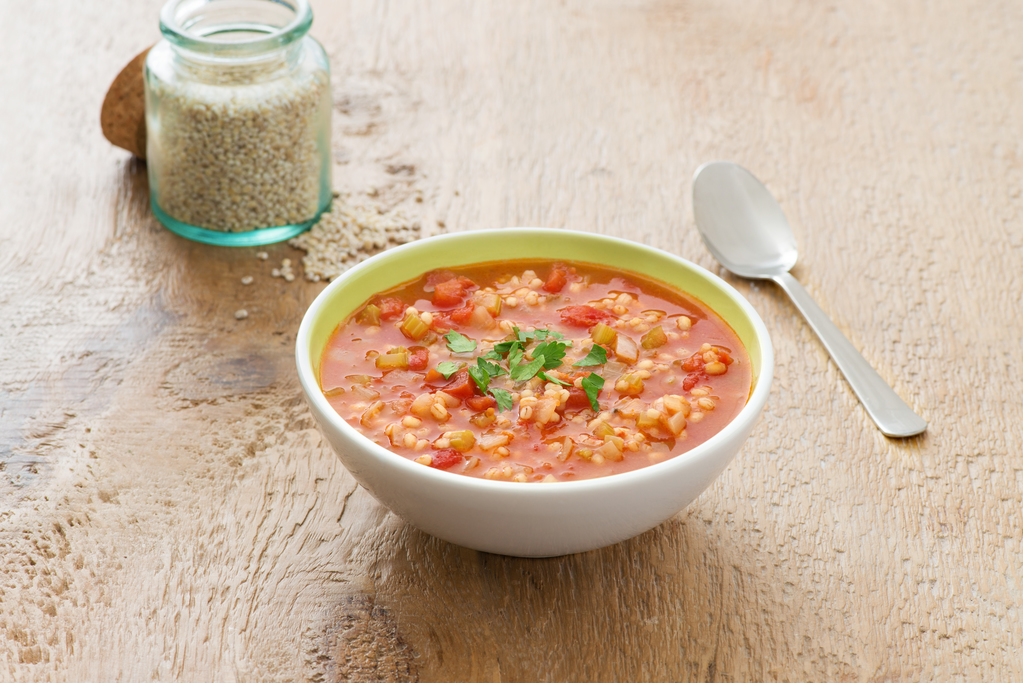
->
[[692, 161, 926, 438], [693, 162, 798, 278]]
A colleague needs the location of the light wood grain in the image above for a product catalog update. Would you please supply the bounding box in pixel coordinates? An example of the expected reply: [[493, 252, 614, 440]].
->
[[2, 0, 1022, 680]]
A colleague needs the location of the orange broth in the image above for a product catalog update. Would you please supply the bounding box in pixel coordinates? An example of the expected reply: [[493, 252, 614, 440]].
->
[[320, 259, 751, 483]]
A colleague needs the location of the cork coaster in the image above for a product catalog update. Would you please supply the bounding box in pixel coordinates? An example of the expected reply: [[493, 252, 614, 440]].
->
[[100, 47, 151, 159]]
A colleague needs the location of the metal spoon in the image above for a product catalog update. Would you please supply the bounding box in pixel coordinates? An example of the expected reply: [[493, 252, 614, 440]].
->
[[692, 161, 926, 438]]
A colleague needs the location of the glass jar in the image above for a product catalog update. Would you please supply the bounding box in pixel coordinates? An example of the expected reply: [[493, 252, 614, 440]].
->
[[144, 0, 332, 246]]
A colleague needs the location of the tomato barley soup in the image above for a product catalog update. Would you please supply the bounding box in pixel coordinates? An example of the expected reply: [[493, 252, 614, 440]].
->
[[319, 260, 752, 483]]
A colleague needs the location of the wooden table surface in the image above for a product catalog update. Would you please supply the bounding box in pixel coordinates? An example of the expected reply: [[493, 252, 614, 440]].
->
[[3, 0, 1022, 680]]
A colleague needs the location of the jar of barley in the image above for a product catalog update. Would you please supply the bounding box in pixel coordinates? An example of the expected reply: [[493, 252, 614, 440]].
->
[[144, 0, 332, 246]]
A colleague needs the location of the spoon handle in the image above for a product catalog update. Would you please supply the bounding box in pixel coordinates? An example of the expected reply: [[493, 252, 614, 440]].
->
[[770, 272, 927, 438]]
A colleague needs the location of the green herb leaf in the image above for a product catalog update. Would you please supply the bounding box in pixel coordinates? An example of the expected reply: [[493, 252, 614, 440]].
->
[[490, 388, 514, 412], [539, 371, 570, 386], [493, 339, 520, 355], [581, 372, 604, 411], [435, 361, 459, 379], [444, 331, 477, 354], [514, 327, 565, 343], [507, 344, 525, 372], [573, 345, 608, 367], [479, 349, 504, 362], [510, 355, 546, 382], [536, 329, 565, 341], [477, 358, 506, 378], [534, 340, 569, 369], [468, 364, 490, 393]]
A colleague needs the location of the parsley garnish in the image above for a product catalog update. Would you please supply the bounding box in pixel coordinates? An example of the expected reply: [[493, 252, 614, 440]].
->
[[490, 388, 514, 412], [539, 371, 570, 386], [510, 355, 546, 382], [444, 331, 477, 353], [477, 358, 505, 378], [493, 339, 519, 355], [514, 327, 564, 343], [534, 340, 569, 369], [573, 345, 608, 367], [581, 373, 604, 411], [468, 364, 490, 393], [442, 326, 601, 413], [468, 357, 507, 395], [435, 361, 459, 379], [507, 343, 525, 370]]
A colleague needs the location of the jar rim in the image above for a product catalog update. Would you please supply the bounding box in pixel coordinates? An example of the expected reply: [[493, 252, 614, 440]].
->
[[159, 0, 313, 56]]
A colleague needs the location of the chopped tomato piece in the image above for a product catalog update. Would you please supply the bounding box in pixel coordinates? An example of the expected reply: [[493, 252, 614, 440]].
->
[[428, 274, 479, 306], [683, 374, 701, 391], [716, 348, 734, 365], [450, 303, 475, 324], [543, 264, 570, 293], [559, 305, 613, 327], [376, 297, 406, 321], [424, 270, 457, 291], [433, 278, 467, 307], [430, 448, 463, 470], [564, 387, 592, 409], [441, 369, 476, 400], [465, 395, 497, 412], [682, 353, 704, 372], [429, 312, 453, 333], [408, 346, 429, 371]]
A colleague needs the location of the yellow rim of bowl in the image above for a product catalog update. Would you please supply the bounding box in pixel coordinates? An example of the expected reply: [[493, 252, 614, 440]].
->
[[304, 228, 765, 385]]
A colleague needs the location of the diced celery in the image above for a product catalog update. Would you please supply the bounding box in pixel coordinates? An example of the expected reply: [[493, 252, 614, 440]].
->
[[636, 410, 661, 433], [346, 374, 373, 385], [400, 311, 429, 340], [592, 421, 616, 439], [641, 325, 667, 349], [591, 322, 617, 346], [618, 373, 644, 396], [470, 410, 497, 428], [445, 430, 476, 452], [357, 303, 382, 326], [375, 351, 410, 370]]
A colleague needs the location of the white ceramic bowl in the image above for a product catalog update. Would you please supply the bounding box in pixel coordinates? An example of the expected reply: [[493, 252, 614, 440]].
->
[[296, 228, 773, 557]]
